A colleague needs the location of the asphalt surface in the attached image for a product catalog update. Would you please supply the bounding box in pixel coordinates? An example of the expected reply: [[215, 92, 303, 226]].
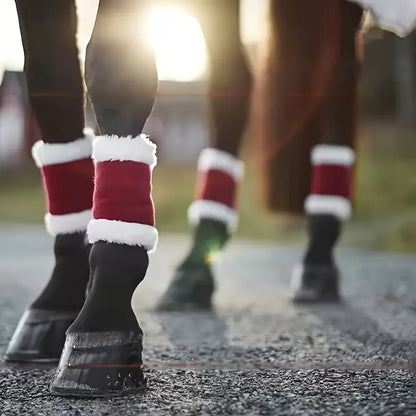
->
[[0, 222, 415, 415]]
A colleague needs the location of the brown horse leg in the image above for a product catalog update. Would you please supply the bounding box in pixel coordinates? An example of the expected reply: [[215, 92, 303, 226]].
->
[[157, 0, 252, 311], [293, 1, 364, 302], [6, 0, 93, 364]]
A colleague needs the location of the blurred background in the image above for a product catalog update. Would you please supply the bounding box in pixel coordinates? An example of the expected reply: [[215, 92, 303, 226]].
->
[[0, 0, 416, 253]]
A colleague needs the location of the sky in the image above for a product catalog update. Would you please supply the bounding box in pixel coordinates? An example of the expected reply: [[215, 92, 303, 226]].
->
[[0, 0, 268, 82]]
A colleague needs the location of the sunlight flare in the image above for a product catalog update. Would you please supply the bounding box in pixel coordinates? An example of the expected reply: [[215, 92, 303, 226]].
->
[[147, 6, 207, 82]]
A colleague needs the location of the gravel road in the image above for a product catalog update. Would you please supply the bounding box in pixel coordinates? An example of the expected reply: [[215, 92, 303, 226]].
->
[[0, 223, 415, 415]]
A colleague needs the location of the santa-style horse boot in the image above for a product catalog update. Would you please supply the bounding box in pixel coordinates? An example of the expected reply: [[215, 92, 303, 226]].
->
[[157, 149, 242, 310], [50, 134, 157, 397], [6, 138, 93, 363], [292, 144, 354, 302]]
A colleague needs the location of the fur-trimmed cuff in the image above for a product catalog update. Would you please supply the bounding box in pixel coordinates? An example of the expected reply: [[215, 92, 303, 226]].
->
[[32, 137, 93, 168], [188, 200, 238, 230], [198, 148, 243, 181], [93, 134, 157, 169], [304, 195, 351, 220], [311, 145, 355, 166], [45, 209, 93, 236], [87, 219, 158, 252]]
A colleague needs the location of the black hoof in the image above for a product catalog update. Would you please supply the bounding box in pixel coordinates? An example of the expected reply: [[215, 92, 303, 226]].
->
[[50, 331, 146, 398], [291, 264, 340, 303], [156, 265, 214, 311], [5, 309, 78, 363]]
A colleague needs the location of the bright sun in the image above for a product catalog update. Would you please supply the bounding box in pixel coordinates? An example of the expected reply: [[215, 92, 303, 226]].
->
[[148, 6, 207, 82]]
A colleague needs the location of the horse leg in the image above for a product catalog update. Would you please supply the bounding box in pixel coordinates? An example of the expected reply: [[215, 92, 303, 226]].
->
[[292, 1, 364, 302], [157, 0, 252, 310], [50, 0, 158, 397], [6, 0, 93, 363]]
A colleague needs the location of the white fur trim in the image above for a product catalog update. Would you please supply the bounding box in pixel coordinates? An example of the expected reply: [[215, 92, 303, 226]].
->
[[304, 195, 351, 220], [311, 145, 355, 166], [198, 148, 243, 181], [32, 137, 93, 167], [87, 219, 158, 252], [188, 200, 238, 230], [45, 209, 93, 236], [93, 134, 157, 169]]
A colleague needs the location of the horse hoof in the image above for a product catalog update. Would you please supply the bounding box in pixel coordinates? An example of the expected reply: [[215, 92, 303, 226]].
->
[[5, 309, 78, 363], [156, 265, 214, 311], [291, 264, 340, 303], [50, 331, 146, 398]]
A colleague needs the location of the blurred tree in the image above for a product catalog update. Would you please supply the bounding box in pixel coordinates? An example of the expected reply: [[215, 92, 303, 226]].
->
[[362, 30, 416, 127], [395, 34, 416, 126]]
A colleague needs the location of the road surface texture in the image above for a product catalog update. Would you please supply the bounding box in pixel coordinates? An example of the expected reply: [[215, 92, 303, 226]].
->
[[0, 223, 415, 415]]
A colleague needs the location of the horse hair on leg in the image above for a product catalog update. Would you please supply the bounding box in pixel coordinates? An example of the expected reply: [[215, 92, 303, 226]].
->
[[157, 0, 252, 311], [14, 0, 85, 143], [51, 0, 158, 397], [6, 0, 93, 364], [85, 0, 157, 137]]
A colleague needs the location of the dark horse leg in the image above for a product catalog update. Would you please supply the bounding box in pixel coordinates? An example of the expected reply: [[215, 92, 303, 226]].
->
[[6, 0, 93, 363], [254, 0, 363, 301], [51, 0, 158, 397], [292, 1, 364, 302], [157, 0, 252, 310]]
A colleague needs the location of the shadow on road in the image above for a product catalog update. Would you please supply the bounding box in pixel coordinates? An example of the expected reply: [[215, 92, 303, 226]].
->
[[302, 300, 416, 364], [157, 311, 228, 349]]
